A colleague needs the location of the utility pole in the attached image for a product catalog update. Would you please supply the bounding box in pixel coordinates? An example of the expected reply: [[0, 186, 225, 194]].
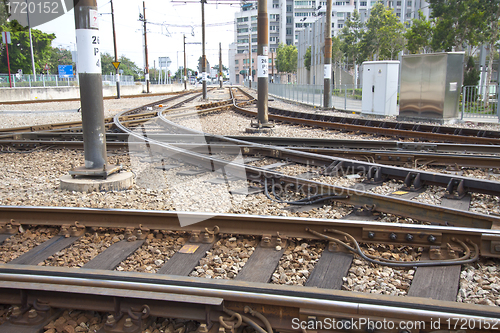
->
[[324, 0, 332, 108], [184, 34, 187, 90], [72, 0, 107, 172], [201, 0, 207, 99], [110, 0, 120, 98], [143, 1, 150, 93], [248, 33, 252, 88], [219, 42, 223, 89], [255, 0, 272, 128]]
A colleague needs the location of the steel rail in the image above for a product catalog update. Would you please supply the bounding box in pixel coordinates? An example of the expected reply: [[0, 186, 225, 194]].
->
[[0, 90, 196, 105], [3, 138, 500, 169], [0, 265, 499, 330], [0, 90, 197, 137], [154, 95, 500, 198], [109, 105, 500, 233], [5, 132, 500, 155], [1, 205, 500, 257], [235, 87, 500, 145]]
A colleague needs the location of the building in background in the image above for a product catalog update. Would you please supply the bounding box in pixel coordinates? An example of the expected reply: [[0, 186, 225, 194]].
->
[[230, 0, 430, 84]]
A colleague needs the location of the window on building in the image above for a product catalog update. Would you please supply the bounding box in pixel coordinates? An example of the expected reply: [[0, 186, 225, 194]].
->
[[337, 23, 343, 28], [270, 36, 276, 42], [286, 39, 292, 45], [396, 12, 400, 16], [237, 38, 249, 44], [337, 12, 344, 17], [360, 1, 366, 5], [287, 5, 292, 11], [237, 50, 245, 54], [286, 28, 292, 34], [251, 16, 257, 21], [370, 0, 376, 4], [237, 28, 248, 33], [252, 37, 257, 42], [252, 27, 257, 31], [270, 25, 276, 30], [287, 16, 292, 23], [407, 0, 412, 5], [235, 60, 239, 64], [270, 14, 276, 19], [295, 23, 303, 28], [397, 0, 401, 5]]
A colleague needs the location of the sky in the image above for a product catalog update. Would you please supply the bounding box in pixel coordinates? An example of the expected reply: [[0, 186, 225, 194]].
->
[[37, 0, 241, 74]]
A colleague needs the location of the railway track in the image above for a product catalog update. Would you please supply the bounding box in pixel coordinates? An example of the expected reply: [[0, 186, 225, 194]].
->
[[234, 87, 500, 145], [1, 207, 500, 333], [1, 87, 500, 332]]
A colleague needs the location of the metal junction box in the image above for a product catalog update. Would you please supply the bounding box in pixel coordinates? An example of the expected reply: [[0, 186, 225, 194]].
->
[[361, 61, 400, 116], [399, 52, 464, 122]]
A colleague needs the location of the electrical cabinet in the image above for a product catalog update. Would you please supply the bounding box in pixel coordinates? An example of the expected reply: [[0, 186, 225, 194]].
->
[[361, 61, 400, 116], [399, 52, 464, 121]]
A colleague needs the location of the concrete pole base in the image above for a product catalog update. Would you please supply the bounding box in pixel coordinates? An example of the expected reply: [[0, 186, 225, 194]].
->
[[60, 171, 134, 192]]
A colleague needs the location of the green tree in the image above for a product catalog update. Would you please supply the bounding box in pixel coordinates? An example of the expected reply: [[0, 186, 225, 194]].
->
[[479, 0, 500, 104], [100, 53, 142, 80], [0, 20, 55, 74], [304, 46, 311, 71], [404, 10, 433, 54], [362, 3, 405, 60], [340, 9, 365, 65], [212, 64, 228, 71], [47, 47, 74, 75], [429, 0, 488, 51], [0, 0, 9, 26], [172, 67, 196, 80], [276, 43, 297, 73]]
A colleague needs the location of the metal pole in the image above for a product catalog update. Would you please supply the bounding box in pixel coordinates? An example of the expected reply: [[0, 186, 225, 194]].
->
[[219, 42, 223, 89], [73, 0, 107, 170], [256, 0, 271, 127], [143, 1, 150, 93], [323, 0, 332, 108], [110, 0, 120, 98], [201, 0, 207, 99], [248, 33, 252, 88], [25, 1, 36, 82], [3, 33, 12, 88], [497, 48, 500, 121], [184, 34, 187, 90], [271, 52, 274, 83]]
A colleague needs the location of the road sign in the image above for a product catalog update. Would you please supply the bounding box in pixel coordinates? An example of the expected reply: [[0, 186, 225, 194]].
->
[[44, 63, 50, 71], [2, 31, 11, 44], [112, 61, 121, 69], [58, 65, 74, 78]]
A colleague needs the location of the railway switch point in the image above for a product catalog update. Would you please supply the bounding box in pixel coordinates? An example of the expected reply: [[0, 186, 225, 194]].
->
[[60, 170, 133, 192]]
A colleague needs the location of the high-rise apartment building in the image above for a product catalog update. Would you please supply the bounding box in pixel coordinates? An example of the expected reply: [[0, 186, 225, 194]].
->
[[229, 0, 430, 84]]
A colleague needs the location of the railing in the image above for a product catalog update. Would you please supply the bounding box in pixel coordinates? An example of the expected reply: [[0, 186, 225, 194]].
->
[[461, 85, 500, 121], [244, 82, 500, 122], [245, 81, 363, 111], [0, 74, 136, 88]]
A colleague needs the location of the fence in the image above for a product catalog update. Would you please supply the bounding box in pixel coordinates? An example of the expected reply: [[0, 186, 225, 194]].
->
[[0, 74, 136, 88], [245, 81, 362, 111], [461, 85, 500, 121], [245, 81, 500, 122]]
